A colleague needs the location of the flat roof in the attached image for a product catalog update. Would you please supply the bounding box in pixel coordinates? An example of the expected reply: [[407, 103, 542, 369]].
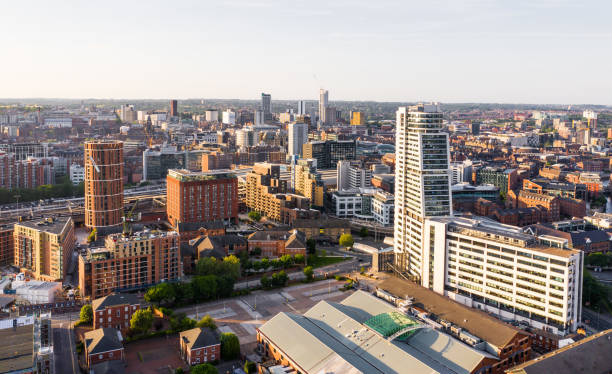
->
[[16, 216, 72, 235], [0, 325, 33, 373], [378, 277, 525, 349]]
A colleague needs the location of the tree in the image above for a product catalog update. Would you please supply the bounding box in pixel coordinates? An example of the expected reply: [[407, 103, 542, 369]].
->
[[271, 271, 288, 287], [303, 266, 314, 282], [87, 228, 97, 243], [144, 282, 176, 306], [244, 361, 257, 374], [279, 254, 293, 269], [339, 234, 354, 250], [79, 304, 93, 324], [294, 254, 305, 264], [191, 275, 218, 301], [306, 239, 316, 255], [260, 258, 269, 270], [196, 315, 217, 330], [221, 255, 241, 280], [359, 227, 369, 237], [251, 246, 262, 256], [248, 211, 261, 222], [190, 363, 218, 374], [130, 309, 153, 335], [260, 275, 271, 289], [220, 332, 240, 360]]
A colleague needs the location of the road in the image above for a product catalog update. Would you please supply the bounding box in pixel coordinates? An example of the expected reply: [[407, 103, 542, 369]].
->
[[582, 307, 612, 331], [51, 312, 80, 374]]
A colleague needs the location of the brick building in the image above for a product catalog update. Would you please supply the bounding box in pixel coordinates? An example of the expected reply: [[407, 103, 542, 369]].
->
[[78, 230, 180, 299], [0, 151, 54, 190], [517, 190, 560, 222], [247, 230, 307, 258], [179, 327, 220, 365], [92, 293, 140, 334], [84, 328, 124, 368], [167, 169, 238, 228], [0, 224, 14, 266], [14, 217, 76, 281]]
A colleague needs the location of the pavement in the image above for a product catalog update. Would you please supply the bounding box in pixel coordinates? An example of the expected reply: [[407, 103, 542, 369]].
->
[[51, 312, 80, 374]]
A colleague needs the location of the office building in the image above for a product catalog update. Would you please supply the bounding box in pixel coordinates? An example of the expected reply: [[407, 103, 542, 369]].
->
[[336, 160, 373, 190], [476, 167, 518, 196], [318, 89, 328, 124], [372, 191, 394, 226], [14, 217, 76, 281], [394, 104, 451, 277], [324, 106, 337, 125], [166, 169, 238, 227], [450, 160, 473, 185], [261, 93, 272, 121], [142, 146, 185, 181], [296, 100, 306, 116], [287, 122, 308, 157], [84, 140, 124, 233], [236, 127, 258, 149], [294, 159, 324, 207], [69, 163, 85, 185], [170, 99, 178, 117], [201, 152, 233, 171], [423, 216, 583, 334], [78, 230, 180, 298], [222, 109, 236, 125], [302, 140, 356, 169], [350, 111, 366, 125]]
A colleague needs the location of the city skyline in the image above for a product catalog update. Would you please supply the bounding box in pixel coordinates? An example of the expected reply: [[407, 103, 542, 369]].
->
[[1, 0, 612, 104]]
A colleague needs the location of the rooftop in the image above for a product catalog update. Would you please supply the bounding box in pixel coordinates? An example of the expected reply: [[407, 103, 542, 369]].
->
[[92, 293, 140, 311], [168, 168, 236, 181], [85, 328, 123, 355], [0, 325, 33, 373], [16, 216, 72, 235], [180, 328, 220, 350]]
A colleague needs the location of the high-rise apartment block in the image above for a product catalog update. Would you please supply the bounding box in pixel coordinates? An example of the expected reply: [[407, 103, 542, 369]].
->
[[302, 140, 356, 169], [319, 89, 328, 124], [78, 230, 180, 298], [294, 159, 324, 207], [166, 169, 238, 228], [14, 217, 76, 281], [336, 160, 373, 191], [296, 100, 306, 116], [261, 93, 272, 121], [246, 164, 287, 220], [350, 111, 366, 125], [423, 216, 582, 334], [0, 224, 13, 266], [0, 152, 54, 190], [222, 110, 236, 125], [170, 99, 178, 117], [85, 140, 124, 233], [394, 104, 451, 277], [287, 122, 308, 157]]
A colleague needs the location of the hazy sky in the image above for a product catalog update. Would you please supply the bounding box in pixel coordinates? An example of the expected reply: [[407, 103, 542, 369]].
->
[[2, 0, 611, 104]]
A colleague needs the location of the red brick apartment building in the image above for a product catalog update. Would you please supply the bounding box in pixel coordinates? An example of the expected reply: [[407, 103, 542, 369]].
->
[[0, 152, 54, 189], [92, 293, 140, 333], [79, 230, 180, 299], [247, 230, 306, 257], [0, 224, 14, 266], [179, 327, 220, 365], [84, 328, 124, 368], [166, 169, 238, 227], [516, 190, 560, 222]]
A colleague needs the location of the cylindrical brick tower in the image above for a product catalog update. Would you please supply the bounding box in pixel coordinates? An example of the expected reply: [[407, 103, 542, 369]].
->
[[84, 140, 124, 234]]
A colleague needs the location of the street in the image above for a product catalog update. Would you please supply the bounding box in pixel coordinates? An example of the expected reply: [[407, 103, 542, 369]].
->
[[51, 312, 79, 374]]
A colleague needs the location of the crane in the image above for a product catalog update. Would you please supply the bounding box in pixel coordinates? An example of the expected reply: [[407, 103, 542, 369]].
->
[[122, 198, 140, 235], [89, 156, 100, 173]]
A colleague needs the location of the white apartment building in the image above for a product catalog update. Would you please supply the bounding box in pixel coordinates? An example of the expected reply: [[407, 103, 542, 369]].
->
[[319, 89, 328, 124], [222, 110, 236, 125], [288, 122, 308, 157], [194, 131, 219, 144], [450, 160, 473, 185], [296, 100, 306, 116], [423, 216, 583, 334], [69, 163, 85, 185], [337, 160, 373, 191], [332, 188, 378, 219], [394, 103, 452, 277], [372, 191, 394, 226], [205, 110, 218, 122]]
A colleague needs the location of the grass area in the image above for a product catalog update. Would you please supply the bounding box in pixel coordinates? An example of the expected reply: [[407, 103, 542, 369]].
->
[[307, 255, 350, 268]]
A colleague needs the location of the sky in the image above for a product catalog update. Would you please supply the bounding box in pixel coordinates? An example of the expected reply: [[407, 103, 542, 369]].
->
[[1, 0, 611, 104]]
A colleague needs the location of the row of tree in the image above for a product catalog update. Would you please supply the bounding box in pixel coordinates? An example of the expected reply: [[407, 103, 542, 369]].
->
[[0, 176, 84, 204], [260, 270, 289, 289], [586, 252, 612, 268], [242, 254, 305, 273]]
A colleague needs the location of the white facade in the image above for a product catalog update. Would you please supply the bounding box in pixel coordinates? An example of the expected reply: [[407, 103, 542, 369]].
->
[[423, 216, 583, 334], [205, 110, 219, 122], [450, 160, 473, 185], [394, 104, 451, 278], [43, 118, 72, 128], [13, 280, 62, 304], [337, 161, 373, 191], [297, 100, 306, 116], [372, 191, 394, 226], [254, 110, 264, 126], [319, 89, 328, 123], [288, 122, 308, 157], [69, 163, 85, 185], [236, 128, 257, 149], [332, 188, 378, 219], [222, 110, 236, 125], [194, 132, 219, 144]]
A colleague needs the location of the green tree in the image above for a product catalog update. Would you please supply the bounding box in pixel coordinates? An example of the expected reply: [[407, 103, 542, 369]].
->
[[196, 315, 217, 330], [339, 234, 354, 250], [248, 211, 261, 221], [303, 266, 314, 282], [359, 227, 369, 237], [190, 363, 218, 374], [244, 361, 257, 374], [79, 304, 93, 324], [294, 254, 305, 264], [306, 239, 316, 255], [260, 275, 271, 289], [130, 309, 154, 335], [271, 270, 288, 287], [221, 255, 241, 280], [260, 258, 269, 270], [144, 282, 176, 306], [220, 332, 240, 360], [86, 228, 97, 243], [279, 254, 293, 269], [251, 246, 262, 256], [191, 275, 218, 301], [583, 270, 612, 312]]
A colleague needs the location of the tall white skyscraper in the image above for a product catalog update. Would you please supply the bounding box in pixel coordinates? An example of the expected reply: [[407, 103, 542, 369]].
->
[[393, 103, 451, 280], [288, 122, 308, 157], [297, 100, 306, 116], [254, 110, 264, 126], [319, 89, 328, 124]]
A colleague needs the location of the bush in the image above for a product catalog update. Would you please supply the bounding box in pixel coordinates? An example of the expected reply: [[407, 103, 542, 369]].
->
[[79, 304, 93, 324], [306, 238, 316, 254], [130, 309, 154, 335], [191, 363, 218, 374], [339, 234, 354, 249], [251, 247, 262, 256], [175, 368, 184, 374], [359, 227, 368, 237], [76, 341, 84, 354], [303, 266, 314, 282], [248, 211, 262, 222], [244, 360, 257, 374], [86, 229, 97, 243], [196, 315, 217, 330], [220, 332, 240, 360]]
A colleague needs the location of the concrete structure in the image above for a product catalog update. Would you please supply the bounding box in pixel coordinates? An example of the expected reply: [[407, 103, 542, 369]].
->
[[14, 217, 76, 281], [332, 188, 377, 219], [92, 293, 140, 334], [372, 191, 394, 226], [85, 140, 124, 233], [292, 218, 350, 242], [450, 160, 473, 185], [287, 122, 308, 157], [0, 313, 53, 374], [204, 110, 218, 122], [296, 100, 306, 116], [236, 127, 257, 149], [13, 280, 62, 304], [84, 328, 124, 368], [318, 89, 328, 124], [0, 151, 55, 190], [293, 159, 324, 207], [78, 230, 180, 299], [222, 110, 236, 125], [179, 328, 220, 365], [394, 104, 451, 278], [423, 216, 583, 334], [166, 169, 238, 227], [69, 163, 85, 185]]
